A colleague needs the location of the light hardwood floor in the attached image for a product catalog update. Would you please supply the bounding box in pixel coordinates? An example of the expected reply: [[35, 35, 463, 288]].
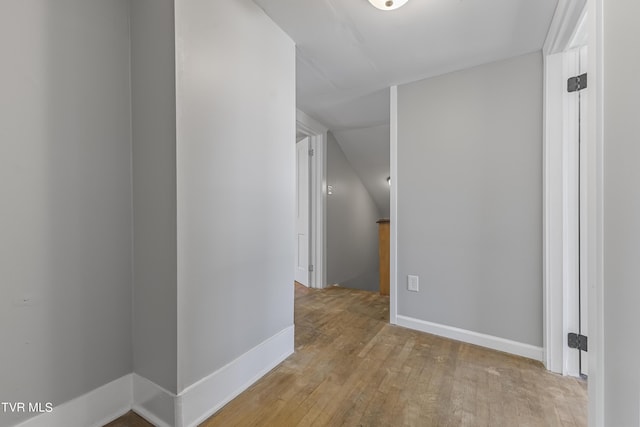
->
[[109, 283, 588, 426], [104, 411, 152, 427]]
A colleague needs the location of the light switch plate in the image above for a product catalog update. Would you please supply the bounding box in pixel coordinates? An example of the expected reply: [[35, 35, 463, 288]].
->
[[407, 275, 419, 292]]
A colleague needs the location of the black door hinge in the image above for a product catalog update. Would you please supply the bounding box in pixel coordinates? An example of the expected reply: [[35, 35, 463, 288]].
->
[[568, 73, 588, 92], [568, 333, 588, 352]]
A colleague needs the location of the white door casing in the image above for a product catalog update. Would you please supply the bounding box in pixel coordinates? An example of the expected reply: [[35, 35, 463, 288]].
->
[[295, 137, 310, 286], [543, 0, 605, 423], [542, 0, 590, 378], [296, 109, 328, 289]]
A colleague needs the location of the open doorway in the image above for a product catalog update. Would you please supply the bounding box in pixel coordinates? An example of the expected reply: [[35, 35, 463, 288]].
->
[[325, 127, 390, 294], [295, 136, 311, 287], [295, 110, 327, 289], [295, 106, 391, 298]]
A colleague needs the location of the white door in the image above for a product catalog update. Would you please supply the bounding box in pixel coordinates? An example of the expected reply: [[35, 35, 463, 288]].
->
[[295, 137, 310, 286], [578, 45, 588, 377], [565, 46, 589, 378]]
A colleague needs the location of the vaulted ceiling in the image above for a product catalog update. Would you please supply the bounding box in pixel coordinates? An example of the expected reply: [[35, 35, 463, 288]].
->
[[332, 124, 390, 216], [254, 0, 558, 211]]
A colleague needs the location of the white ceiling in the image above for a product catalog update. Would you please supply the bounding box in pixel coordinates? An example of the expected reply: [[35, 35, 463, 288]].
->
[[255, 0, 558, 213], [254, 0, 558, 130]]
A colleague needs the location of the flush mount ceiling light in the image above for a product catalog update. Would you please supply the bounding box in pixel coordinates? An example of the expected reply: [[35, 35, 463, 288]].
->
[[368, 0, 409, 11]]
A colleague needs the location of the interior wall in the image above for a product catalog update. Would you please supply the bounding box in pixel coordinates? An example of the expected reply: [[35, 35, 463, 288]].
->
[[602, 1, 640, 424], [174, 0, 296, 391], [397, 51, 543, 347], [327, 132, 381, 292], [331, 124, 391, 218], [0, 1, 133, 426], [131, 0, 178, 395]]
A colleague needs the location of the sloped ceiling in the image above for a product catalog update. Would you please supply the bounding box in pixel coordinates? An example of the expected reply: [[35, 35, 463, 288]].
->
[[255, 0, 558, 210], [332, 124, 391, 217], [254, 0, 558, 131]]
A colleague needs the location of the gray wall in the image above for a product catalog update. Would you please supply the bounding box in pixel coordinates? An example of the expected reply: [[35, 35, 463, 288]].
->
[[175, 0, 296, 391], [327, 133, 381, 292], [602, 1, 640, 424], [332, 124, 391, 218], [0, 1, 133, 426], [131, 0, 178, 395], [397, 52, 543, 346]]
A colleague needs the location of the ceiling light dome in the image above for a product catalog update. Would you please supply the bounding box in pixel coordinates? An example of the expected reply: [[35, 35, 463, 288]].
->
[[368, 0, 409, 11]]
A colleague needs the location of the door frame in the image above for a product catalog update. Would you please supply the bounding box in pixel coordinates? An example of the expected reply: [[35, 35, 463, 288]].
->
[[389, 86, 398, 325], [296, 109, 327, 289], [542, 0, 586, 375], [543, 0, 605, 424], [295, 136, 312, 286], [586, 0, 604, 424]]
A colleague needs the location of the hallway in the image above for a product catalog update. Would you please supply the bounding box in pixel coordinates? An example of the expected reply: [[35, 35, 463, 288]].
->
[[199, 284, 587, 426]]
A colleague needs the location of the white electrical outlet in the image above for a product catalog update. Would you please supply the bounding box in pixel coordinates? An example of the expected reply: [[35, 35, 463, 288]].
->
[[407, 275, 419, 292]]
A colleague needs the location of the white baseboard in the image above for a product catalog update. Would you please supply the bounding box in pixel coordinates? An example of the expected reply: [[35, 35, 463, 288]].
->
[[177, 325, 295, 427], [132, 374, 175, 427], [14, 374, 132, 427], [11, 326, 295, 427], [396, 315, 544, 362]]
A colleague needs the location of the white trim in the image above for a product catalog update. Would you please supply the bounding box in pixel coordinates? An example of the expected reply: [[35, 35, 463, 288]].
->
[[296, 109, 328, 289], [296, 110, 327, 135], [134, 406, 173, 427], [543, 49, 583, 377], [132, 374, 175, 427], [177, 325, 294, 427], [562, 48, 581, 377], [543, 51, 565, 374], [588, 0, 604, 424], [577, 45, 589, 378], [542, 0, 588, 376], [389, 86, 398, 324], [545, 0, 604, 422], [310, 134, 326, 289], [14, 374, 132, 427], [567, 8, 588, 51], [543, 0, 587, 55], [295, 136, 312, 287], [10, 324, 294, 427], [396, 316, 544, 362]]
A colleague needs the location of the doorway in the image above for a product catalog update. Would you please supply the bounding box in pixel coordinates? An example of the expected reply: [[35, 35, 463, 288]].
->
[[295, 109, 327, 289], [295, 108, 391, 298], [295, 136, 311, 287]]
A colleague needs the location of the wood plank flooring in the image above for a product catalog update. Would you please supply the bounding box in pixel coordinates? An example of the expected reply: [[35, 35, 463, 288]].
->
[[201, 284, 587, 426], [109, 283, 588, 426], [104, 411, 152, 427]]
